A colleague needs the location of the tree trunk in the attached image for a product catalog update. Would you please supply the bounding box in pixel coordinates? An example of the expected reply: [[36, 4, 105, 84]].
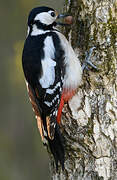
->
[[49, 0, 117, 179]]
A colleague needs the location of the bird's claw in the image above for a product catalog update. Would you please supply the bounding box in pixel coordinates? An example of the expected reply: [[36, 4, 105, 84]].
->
[[82, 47, 98, 71]]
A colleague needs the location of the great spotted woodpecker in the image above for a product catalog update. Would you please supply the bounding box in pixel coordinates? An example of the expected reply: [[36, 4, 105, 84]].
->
[[22, 6, 82, 170]]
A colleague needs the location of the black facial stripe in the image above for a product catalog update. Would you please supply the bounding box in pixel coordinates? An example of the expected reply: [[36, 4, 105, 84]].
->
[[30, 20, 57, 31]]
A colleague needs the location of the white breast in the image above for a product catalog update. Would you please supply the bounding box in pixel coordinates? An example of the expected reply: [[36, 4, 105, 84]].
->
[[56, 31, 82, 90]]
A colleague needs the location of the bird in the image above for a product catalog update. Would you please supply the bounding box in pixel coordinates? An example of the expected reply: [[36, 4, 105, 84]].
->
[[22, 6, 82, 170]]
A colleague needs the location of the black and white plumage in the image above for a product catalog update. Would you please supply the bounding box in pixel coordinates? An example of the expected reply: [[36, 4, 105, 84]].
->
[[22, 6, 82, 170]]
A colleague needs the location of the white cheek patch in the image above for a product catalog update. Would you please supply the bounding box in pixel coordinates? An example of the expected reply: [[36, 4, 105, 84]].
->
[[34, 12, 55, 25], [39, 36, 56, 88]]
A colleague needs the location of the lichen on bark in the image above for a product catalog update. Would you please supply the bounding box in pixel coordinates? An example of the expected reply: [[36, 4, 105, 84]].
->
[[50, 0, 117, 179]]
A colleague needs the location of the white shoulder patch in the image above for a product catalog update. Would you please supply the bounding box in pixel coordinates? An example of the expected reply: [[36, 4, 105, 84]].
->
[[39, 36, 56, 88]]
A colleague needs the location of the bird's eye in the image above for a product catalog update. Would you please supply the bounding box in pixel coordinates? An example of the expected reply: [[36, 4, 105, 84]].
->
[[51, 12, 55, 17]]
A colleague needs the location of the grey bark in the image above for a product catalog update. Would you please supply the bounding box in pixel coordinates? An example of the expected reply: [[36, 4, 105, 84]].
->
[[49, 0, 117, 179]]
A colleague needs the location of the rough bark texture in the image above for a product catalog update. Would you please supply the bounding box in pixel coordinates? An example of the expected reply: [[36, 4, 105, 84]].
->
[[49, 0, 117, 179]]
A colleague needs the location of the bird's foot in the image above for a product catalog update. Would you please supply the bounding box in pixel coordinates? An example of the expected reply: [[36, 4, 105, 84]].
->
[[82, 47, 98, 71]]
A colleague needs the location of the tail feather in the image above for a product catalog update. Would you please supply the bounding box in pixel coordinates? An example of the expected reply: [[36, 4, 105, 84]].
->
[[42, 113, 65, 170], [48, 123, 65, 170]]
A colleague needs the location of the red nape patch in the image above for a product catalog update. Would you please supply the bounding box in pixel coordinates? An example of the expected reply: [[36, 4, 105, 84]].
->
[[57, 89, 76, 124]]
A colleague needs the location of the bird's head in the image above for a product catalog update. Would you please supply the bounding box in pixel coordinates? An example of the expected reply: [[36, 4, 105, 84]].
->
[[27, 6, 71, 35], [28, 7, 58, 28]]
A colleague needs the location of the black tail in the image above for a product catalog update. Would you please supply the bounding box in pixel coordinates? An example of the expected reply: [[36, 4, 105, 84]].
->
[[47, 123, 65, 170], [41, 113, 65, 170]]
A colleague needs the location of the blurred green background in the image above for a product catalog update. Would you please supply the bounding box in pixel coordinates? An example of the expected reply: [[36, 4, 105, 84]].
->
[[0, 0, 64, 179]]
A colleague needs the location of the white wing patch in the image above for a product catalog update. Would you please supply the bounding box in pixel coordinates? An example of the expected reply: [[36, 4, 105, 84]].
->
[[39, 36, 56, 88], [39, 58, 56, 88]]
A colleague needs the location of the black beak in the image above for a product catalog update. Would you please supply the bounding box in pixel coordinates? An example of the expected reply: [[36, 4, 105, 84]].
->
[[56, 14, 71, 26], [57, 14, 69, 19]]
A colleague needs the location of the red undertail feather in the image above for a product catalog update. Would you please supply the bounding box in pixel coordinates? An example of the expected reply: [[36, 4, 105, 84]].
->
[[57, 94, 64, 124], [57, 89, 76, 124]]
